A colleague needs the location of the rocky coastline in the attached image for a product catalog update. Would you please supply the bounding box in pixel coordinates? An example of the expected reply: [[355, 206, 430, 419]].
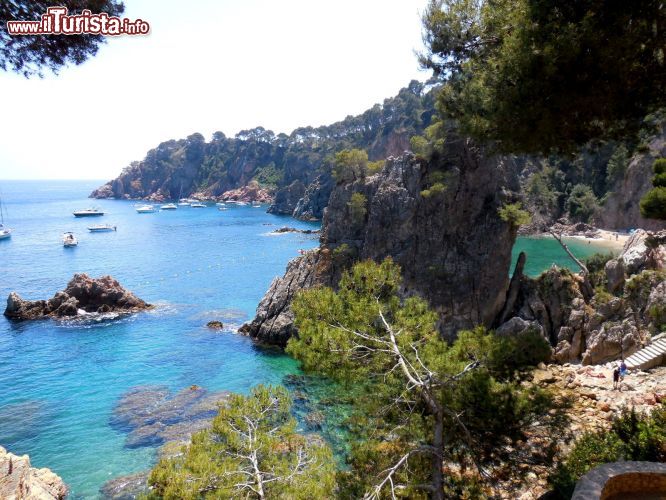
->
[[0, 446, 68, 500], [4, 274, 151, 320]]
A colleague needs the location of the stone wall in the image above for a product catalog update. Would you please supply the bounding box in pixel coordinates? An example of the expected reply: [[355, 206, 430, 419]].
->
[[572, 461, 666, 499]]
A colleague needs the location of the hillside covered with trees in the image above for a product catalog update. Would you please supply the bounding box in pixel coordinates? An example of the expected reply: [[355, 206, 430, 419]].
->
[[90, 80, 437, 209]]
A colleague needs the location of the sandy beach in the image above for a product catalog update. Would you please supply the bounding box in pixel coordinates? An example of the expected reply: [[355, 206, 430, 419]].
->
[[562, 229, 630, 251]]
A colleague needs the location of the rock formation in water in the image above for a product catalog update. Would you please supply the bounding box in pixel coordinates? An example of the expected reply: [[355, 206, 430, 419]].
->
[[4, 274, 151, 320], [0, 446, 67, 500], [241, 140, 523, 346], [497, 230, 666, 365]]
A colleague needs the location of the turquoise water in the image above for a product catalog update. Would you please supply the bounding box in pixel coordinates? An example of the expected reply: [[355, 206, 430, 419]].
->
[[0, 180, 617, 498], [0, 180, 319, 498], [511, 234, 618, 277]]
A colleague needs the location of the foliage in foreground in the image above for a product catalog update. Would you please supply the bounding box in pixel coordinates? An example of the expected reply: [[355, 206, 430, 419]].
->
[[288, 258, 559, 499], [549, 406, 666, 498], [146, 385, 335, 499], [420, 0, 666, 153]]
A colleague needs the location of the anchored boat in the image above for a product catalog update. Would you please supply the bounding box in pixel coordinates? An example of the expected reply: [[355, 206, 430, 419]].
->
[[62, 232, 78, 247], [73, 208, 104, 217], [0, 193, 11, 240], [135, 204, 156, 213], [160, 203, 177, 210], [88, 224, 117, 232]]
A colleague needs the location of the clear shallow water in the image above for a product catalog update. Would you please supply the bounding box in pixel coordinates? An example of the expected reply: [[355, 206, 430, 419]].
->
[[512, 234, 618, 277], [0, 181, 616, 498], [0, 180, 319, 498]]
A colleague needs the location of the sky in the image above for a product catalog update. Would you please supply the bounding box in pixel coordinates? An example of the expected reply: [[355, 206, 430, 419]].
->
[[0, 0, 429, 180]]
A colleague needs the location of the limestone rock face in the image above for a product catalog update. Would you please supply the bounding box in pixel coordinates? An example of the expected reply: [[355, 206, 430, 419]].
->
[[4, 274, 151, 320], [605, 258, 626, 293], [239, 250, 334, 346], [267, 180, 306, 215], [244, 141, 521, 345], [292, 174, 335, 221], [596, 125, 666, 231], [0, 446, 67, 500]]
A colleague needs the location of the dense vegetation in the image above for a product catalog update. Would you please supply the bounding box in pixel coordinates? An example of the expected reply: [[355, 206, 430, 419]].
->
[[420, 0, 666, 154], [549, 406, 666, 498], [641, 158, 666, 220], [100, 81, 438, 200], [0, 1, 125, 77]]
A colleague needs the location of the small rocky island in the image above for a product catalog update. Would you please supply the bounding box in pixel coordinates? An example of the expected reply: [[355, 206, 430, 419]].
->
[[4, 274, 151, 320]]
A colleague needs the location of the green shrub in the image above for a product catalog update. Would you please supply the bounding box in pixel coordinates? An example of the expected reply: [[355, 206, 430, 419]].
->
[[653, 158, 666, 175], [410, 135, 430, 157], [366, 160, 385, 175], [652, 172, 666, 188], [640, 186, 666, 219], [498, 202, 532, 228], [252, 162, 283, 187], [421, 182, 446, 198], [333, 149, 368, 184], [347, 192, 367, 226]]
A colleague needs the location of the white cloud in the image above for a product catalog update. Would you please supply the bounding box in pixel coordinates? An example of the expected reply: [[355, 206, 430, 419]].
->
[[0, 0, 428, 180]]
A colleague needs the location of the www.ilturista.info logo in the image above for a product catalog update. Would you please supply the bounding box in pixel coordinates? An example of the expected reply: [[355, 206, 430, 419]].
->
[[6, 6, 150, 36]]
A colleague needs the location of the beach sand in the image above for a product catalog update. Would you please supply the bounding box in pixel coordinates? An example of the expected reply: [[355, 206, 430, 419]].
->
[[562, 229, 629, 251]]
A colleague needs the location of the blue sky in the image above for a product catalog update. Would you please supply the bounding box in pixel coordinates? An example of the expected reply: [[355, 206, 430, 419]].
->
[[0, 0, 428, 180]]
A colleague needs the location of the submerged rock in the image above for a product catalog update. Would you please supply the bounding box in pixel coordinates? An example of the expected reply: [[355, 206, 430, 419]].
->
[[110, 385, 230, 449], [0, 445, 67, 500], [4, 274, 151, 320], [272, 226, 320, 235], [206, 320, 224, 330], [100, 471, 149, 500]]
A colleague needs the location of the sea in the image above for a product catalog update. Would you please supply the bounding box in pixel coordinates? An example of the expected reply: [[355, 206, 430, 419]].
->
[[0, 180, 616, 498]]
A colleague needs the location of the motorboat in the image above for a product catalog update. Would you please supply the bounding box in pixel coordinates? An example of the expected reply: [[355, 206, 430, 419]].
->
[[160, 203, 177, 210], [215, 202, 226, 207], [218, 206, 228, 211], [190, 202, 207, 208], [62, 232, 78, 247], [135, 204, 156, 213], [0, 195, 10, 240], [73, 207, 104, 217], [88, 224, 116, 232]]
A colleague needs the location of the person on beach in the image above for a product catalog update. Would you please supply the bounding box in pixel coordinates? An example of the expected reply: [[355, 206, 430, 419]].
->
[[613, 365, 620, 390], [620, 359, 627, 380]]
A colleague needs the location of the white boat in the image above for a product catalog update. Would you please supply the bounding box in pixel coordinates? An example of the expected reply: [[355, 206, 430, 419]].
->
[[62, 232, 78, 247], [177, 201, 190, 206], [190, 202, 207, 208], [218, 206, 228, 211], [73, 207, 104, 217], [215, 202, 226, 207], [236, 201, 248, 206], [88, 224, 116, 232], [0, 195, 11, 240], [160, 203, 177, 210], [135, 204, 156, 213]]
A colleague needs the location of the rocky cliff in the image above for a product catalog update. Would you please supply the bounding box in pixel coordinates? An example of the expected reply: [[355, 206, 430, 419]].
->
[[4, 274, 151, 320], [241, 139, 523, 346], [597, 124, 666, 231], [0, 446, 67, 500]]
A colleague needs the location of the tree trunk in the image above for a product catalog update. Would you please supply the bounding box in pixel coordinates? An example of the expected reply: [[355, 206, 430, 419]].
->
[[431, 411, 444, 500]]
